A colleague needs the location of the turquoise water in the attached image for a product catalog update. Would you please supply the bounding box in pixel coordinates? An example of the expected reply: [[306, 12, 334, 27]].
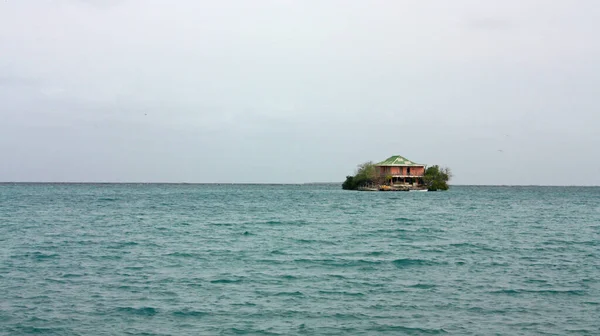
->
[[0, 184, 599, 335]]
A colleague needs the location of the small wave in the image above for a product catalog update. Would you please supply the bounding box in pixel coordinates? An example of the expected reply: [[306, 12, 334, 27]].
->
[[94, 255, 123, 260], [448, 242, 476, 248], [123, 331, 170, 336], [171, 309, 209, 318], [565, 329, 596, 334], [524, 279, 547, 284], [273, 291, 304, 297], [231, 302, 257, 307], [374, 228, 413, 234], [186, 282, 203, 288], [254, 258, 286, 265], [534, 289, 586, 296], [279, 275, 297, 280], [45, 278, 66, 284], [10, 326, 71, 335], [370, 325, 447, 334], [210, 222, 233, 226], [98, 197, 118, 202], [108, 241, 139, 249], [416, 227, 445, 233], [210, 279, 243, 284], [327, 274, 347, 279], [293, 238, 337, 245], [318, 290, 364, 297], [467, 307, 485, 313], [286, 219, 309, 226], [294, 258, 383, 267], [332, 312, 369, 320], [395, 217, 416, 222], [578, 240, 599, 246], [392, 258, 437, 268], [409, 283, 436, 289], [61, 273, 84, 278], [491, 289, 586, 296], [224, 328, 280, 335], [21, 252, 59, 260], [491, 289, 519, 295], [543, 239, 599, 246], [165, 252, 199, 258], [21, 295, 51, 301], [115, 285, 139, 291], [116, 307, 158, 316], [157, 291, 178, 297]]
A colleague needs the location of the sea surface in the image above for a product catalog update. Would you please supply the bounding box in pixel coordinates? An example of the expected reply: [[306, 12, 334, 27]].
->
[[0, 184, 599, 335]]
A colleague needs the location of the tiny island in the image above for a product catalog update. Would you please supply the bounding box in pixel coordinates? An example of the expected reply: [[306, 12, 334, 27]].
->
[[342, 155, 451, 192]]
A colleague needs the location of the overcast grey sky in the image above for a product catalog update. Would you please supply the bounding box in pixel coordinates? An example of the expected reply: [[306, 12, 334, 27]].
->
[[1, 0, 599, 184]]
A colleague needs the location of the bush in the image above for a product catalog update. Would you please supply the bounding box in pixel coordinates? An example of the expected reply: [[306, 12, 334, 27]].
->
[[342, 175, 357, 190], [423, 165, 451, 191], [342, 162, 378, 190]]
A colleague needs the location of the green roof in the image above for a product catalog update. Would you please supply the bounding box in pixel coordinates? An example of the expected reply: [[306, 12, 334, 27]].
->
[[375, 155, 424, 167]]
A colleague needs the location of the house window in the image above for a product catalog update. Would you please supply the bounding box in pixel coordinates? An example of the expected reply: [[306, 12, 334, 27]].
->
[[407, 167, 411, 175]]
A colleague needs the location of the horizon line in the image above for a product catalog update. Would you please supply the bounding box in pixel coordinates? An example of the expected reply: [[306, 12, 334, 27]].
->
[[0, 182, 599, 187]]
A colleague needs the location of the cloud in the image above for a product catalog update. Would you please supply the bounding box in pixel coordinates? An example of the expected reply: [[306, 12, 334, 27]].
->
[[0, 73, 39, 88], [70, 0, 127, 9], [465, 18, 514, 31]]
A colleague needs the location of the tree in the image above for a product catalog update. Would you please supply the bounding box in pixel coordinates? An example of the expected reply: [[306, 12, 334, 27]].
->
[[342, 161, 380, 190], [342, 175, 357, 190], [423, 165, 452, 191]]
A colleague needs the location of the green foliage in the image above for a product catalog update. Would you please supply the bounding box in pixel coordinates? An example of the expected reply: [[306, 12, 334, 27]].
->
[[355, 161, 378, 182], [342, 175, 358, 190], [423, 165, 452, 191], [342, 161, 379, 190]]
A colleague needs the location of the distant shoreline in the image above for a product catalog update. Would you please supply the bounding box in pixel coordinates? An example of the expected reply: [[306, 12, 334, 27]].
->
[[0, 182, 598, 187]]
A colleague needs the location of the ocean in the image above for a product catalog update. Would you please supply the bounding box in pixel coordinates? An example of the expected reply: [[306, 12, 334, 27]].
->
[[0, 184, 599, 335]]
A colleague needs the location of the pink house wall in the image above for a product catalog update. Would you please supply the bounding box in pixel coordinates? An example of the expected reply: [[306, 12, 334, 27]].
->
[[379, 166, 426, 176], [409, 166, 425, 176]]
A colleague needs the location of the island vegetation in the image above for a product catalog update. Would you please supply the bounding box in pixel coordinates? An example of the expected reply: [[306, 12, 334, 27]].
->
[[342, 162, 379, 191], [422, 165, 452, 191], [342, 162, 451, 191]]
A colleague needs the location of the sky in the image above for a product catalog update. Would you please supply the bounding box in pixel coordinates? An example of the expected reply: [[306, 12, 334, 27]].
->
[[1, 0, 599, 185]]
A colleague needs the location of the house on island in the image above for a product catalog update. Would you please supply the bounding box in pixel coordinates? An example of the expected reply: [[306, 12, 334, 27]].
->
[[375, 155, 426, 186]]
